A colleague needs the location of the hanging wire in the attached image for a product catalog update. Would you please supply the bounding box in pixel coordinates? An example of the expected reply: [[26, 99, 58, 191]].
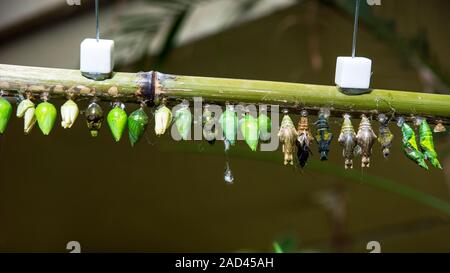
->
[[95, 0, 100, 42], [352, 0, 361, 58]]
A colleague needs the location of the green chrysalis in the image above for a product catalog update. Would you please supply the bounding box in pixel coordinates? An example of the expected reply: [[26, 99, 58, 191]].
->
[[219, 105, 238, 145], [258, 113, 271, 142], [128, 108, 149, 147], [174, 105, 192, 141], [419, 119, 442, 169], [107, 105, 127, 142], [0, 98, 12, 134], [35, 101, 57, 135], [400, 120, 428, 170], [241, 114, 259, 151]]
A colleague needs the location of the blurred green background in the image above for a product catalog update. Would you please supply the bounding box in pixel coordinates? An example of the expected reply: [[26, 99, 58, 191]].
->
[[0, 0, 449, 252]]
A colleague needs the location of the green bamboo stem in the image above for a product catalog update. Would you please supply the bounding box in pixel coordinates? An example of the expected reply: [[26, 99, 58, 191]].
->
[[1, 64, 450, 123]]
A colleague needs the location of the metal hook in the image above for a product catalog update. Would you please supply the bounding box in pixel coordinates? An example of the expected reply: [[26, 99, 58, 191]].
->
[[352, 0, 361, 58]]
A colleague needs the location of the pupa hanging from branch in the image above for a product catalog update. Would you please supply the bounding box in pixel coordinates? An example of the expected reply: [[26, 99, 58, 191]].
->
[[35, 93, 57, 136], [128, 103, 149, 147], [107, 102, 127, 142], [258, 112, 272, 143], [220, 104, 238, 147], [202, 104, 217, 145], [60, 99, 79, 129], [241, 111, 259, 152], [278, 112, 297, 166], [174, 101, 192, 141], [314, 110, 333, 161], [338, 114, 357, 170], [296, 110, 313, 168], [397, 117, 428, 170], [0, 95, 12, 135], [16, 95, 36, 134], [86, 101, 104, 137], [417, 118, 442, 169], [154, 99, 172, 136], [356, 114, 377, 168], [377, 113, 394, 158]]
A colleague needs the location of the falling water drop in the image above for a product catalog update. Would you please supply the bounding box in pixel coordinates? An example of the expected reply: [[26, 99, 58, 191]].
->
[[224, 139, 231, 153], [224, 162, 234, 184]]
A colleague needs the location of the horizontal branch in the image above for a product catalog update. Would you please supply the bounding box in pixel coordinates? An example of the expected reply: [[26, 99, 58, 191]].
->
[[1, 64, 449, 124]]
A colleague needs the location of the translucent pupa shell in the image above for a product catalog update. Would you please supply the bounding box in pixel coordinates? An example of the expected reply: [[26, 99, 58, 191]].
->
[[356, 115, 377, 168], [338, 114, 357, 169], [278, 114, 297, 166], [219, 105, 238, 145], [174, 105, 192, 141], [398, 118, 428, 170], [419, 119, 442, 169], [314, 114, 333, 161], [86, 102, 104, 137], [35, 101, 57, 135], [377, 114, 394, 158], [296, 111, 313, 168], [17, 98, 36, 134], [258, 113, 272, 142], [107, 105, 127, 142], [128, 108, 149, 147], [202, 106, 217, 145], [154, 105, 172, 136], [0, 98, 12, 134], [60, 99, 79, 129], [241, 113, 259, 151]]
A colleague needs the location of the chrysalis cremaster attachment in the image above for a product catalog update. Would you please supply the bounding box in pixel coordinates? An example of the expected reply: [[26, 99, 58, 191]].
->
[[86, 101, 104, 137], [314, 112, 333, 161], [338, 114, 357, 169], [418, 118, 442, 169], [377, 114, 394, 158], [278, 112, 297, 166], [296, 110, 313, 169], [397, 117, 428, 170], [356, 114, 377, 168]]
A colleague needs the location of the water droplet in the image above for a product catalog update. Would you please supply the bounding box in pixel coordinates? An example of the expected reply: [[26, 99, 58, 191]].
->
[[224, 162, 234, 184], [224, 139, 231, 152]]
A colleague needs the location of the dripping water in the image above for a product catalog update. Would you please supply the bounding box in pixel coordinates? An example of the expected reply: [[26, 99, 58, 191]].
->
[[223, 139, 234, 184]]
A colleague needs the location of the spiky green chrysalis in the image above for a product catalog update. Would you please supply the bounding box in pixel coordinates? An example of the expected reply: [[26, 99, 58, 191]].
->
[[0, 98, 12, 134], [107, 105, 127, 142], [419, 119, 442, 169], [35, 101, 57, 135], [128, 108, 149, 147], [174, 105, 192, 140], [400, 120, 428, 170], [219, 106, 238, 145], [258, 113, 271, 142], [241, 114, 259, 151]]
